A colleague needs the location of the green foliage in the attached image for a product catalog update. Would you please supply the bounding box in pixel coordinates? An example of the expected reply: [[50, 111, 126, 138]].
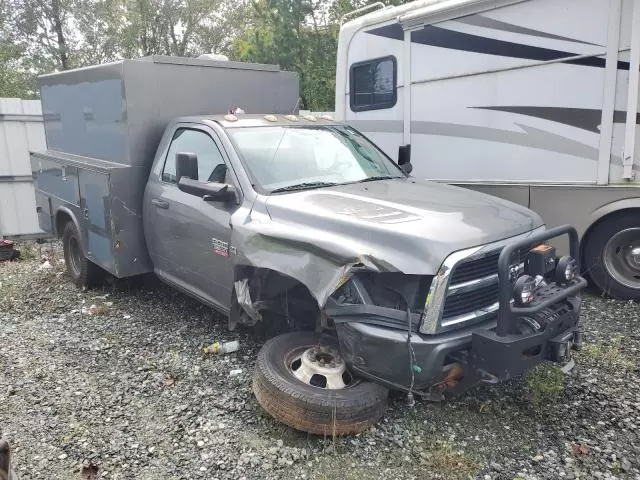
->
[[0, 40, 37, 98], [523, 363, 565, 407], [18, 243, 37, 260], [230, 0, 410, 111], [0, 0, 412, 103], [580, 338, 636, 371], [416, 440, 480, 479]]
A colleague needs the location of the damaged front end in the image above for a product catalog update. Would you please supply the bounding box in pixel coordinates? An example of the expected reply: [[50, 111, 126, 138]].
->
[[326, 226, 586, 396]]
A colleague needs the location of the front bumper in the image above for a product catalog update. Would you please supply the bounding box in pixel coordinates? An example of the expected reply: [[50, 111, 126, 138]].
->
[[333, 225, 586, 393], [335, 296, 580, 392]]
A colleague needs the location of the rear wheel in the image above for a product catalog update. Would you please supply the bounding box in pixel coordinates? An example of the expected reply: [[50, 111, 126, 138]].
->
[[583, 212, 640, 300], [62, 221, 102, 288], [253, 331, 388, 435]]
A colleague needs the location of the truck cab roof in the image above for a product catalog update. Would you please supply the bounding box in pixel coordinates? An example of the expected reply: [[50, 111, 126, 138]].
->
[[177, 113, 338, 129]]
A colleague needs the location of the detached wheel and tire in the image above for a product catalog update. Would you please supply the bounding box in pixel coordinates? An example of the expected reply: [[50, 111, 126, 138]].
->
[[583, 212, 640, 300], [62, 221, 101, 288], [253, 332, 388, 435]]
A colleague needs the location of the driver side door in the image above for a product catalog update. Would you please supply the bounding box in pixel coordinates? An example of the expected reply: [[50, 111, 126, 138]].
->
[[147, 125, 237, 311]]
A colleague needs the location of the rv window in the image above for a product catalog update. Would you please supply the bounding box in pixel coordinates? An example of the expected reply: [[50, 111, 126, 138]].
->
[[350, 56, 397, 112]]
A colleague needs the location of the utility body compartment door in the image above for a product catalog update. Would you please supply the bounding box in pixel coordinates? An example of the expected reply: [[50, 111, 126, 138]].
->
[[78, 169, 114, 272], [143, 124, 237, 311]]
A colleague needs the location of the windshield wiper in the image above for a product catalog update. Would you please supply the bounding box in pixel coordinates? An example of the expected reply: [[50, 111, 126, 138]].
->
[[270, 181, 338, 193], [357, 175, 397, 183]]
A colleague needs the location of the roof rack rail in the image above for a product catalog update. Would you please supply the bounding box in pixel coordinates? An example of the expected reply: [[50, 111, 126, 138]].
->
[[340, 2, 386, 25]]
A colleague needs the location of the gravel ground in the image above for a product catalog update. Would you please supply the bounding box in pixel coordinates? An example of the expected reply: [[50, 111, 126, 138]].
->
[[1, 243, 639, 480]]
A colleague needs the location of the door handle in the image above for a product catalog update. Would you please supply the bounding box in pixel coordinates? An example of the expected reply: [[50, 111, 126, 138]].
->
[[151, 198, 169, 209]]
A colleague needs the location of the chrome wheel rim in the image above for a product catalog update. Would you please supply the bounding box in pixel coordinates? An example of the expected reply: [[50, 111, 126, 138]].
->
[[603, 227, 640, 289], [286, 344, 357, 389]]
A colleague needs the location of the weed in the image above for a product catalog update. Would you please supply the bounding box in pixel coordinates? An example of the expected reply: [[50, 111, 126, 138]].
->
[[91, 304, 111, 315], [523, 363, 565, 407], [307, 456, 371, 480], [416, 440, 480, 479], [305, 435, 479, 480], [580, 338, 636, 371], [0, 277, 19, 312], [18, 243, 37, 260]]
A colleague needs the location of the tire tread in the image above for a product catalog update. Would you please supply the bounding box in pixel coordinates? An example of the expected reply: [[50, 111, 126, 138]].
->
[[252, 332, 388, 435]]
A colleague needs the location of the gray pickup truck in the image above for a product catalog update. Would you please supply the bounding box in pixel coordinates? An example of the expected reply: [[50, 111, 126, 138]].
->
[[32, 57, 586, 435]]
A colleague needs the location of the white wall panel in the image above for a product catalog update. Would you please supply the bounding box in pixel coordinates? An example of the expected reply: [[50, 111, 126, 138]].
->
[[0, 98, 45, 236]]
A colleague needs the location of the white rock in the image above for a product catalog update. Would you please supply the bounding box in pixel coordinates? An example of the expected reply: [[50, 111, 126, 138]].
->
[[37, 261, 52, 271]]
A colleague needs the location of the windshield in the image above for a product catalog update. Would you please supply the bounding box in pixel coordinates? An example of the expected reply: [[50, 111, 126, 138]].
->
[[228, 125, 405, 193]]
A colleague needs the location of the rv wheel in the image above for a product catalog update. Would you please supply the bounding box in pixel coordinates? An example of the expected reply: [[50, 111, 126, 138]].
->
[[253, 331, 388, 435], [62, 221, 102, 288], [583, 211, 640, 300]]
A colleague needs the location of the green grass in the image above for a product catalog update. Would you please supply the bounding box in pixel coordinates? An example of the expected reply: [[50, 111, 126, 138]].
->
[[0, 275, 19, 312], [416, 440, 480, 479], [523, 363, 565, 407], [580, 337, 636, 371], [306, 443, 479, 480], [18, 243, 37, 260]]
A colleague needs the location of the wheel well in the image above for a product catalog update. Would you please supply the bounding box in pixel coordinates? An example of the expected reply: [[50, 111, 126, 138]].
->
[[54, 210, 73, 238], [231, 266, 320, 331], [580, 207, 640, 266]]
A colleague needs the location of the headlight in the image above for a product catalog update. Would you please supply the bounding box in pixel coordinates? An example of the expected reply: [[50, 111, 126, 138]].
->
[[555, 255, 577, 284], [513, 275, 536, 306]]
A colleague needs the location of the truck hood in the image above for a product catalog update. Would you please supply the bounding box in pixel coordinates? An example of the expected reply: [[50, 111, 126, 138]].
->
[[233, 177, 543, 307], [261, 177, 543, 273]]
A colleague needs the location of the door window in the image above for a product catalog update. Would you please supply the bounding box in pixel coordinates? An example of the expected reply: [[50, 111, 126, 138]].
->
[[162, 128, 227, 184]]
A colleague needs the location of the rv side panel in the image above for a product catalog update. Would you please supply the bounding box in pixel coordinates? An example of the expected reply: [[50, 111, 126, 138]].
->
[[344, 20, 405, 158], [405, 0, 609, 184]]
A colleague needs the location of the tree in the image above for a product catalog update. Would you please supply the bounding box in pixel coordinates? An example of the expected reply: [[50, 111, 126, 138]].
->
[[72, 0, 127, 65], [0, 0, 409, 101], [0, 0, 246, 97], [118, 0, 249, 58], [0, 40, 37, 97], [230, 0, 332, 110], [230, 0, 410, 111], [5, 0, 76, 70]]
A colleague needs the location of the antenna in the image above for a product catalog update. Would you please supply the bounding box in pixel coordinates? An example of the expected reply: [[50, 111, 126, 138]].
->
[[291, 96, 301, 114]]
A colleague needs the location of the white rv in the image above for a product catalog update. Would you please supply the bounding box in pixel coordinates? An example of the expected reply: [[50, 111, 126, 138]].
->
[[335, 0, 640, 300]]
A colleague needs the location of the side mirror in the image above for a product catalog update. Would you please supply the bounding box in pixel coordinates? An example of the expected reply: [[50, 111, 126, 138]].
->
[[398, 144, 412, 174], [176, 152, 198, 182], [178, 177, 237, 203]]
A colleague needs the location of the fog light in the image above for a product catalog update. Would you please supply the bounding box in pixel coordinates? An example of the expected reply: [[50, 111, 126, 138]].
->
[[555, 256, 577, 284], [514, 275, 536, 306]]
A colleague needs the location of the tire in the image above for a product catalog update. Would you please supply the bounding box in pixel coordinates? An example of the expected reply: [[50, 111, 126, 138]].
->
[[0, 438, 17, 480], [583, 211, 640, 300], [253, 331, 389, 435], [62, 221, 102, 288]]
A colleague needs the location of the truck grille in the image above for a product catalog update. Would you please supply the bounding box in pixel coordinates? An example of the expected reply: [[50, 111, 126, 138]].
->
[[442, 283, 500, 318], [441, 252, 501, 327], [449, 251, 500, 284]]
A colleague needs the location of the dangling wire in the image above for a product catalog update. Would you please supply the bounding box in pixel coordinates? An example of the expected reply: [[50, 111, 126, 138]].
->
[[389, 287, 418, 406], [406, 303, 417, 407]]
